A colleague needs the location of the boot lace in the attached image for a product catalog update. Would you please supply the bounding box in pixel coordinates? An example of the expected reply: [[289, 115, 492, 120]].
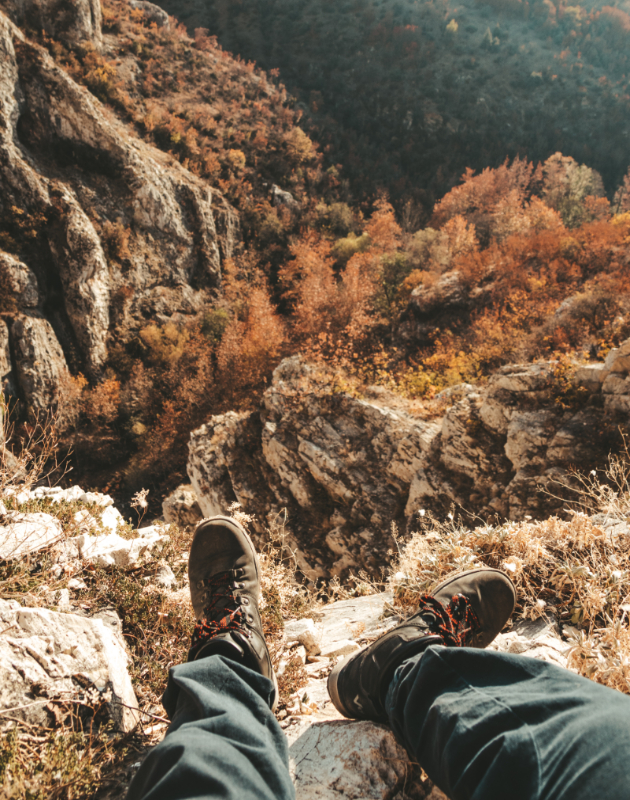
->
[[417, 593, 481, 647], [191, 570, 250, 651]]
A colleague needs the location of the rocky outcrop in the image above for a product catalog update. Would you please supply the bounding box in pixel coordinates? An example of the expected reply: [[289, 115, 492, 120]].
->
[[46, 188, 111, 377], [0, 251, 39, 308], [0, 7, 238, 414], [10, 315, 71, 419], [129, 0, 169, 28], [0, 0, 103, 47], [187, 351, 629, 579], [0, 319, 13, 396], [0, 598, 138, 733], [397, 271, 492, 345], [162, 483, 203, 528], [189, 358, 441, 579]]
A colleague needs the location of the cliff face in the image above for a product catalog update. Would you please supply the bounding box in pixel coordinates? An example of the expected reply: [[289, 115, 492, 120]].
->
[[187, 350, 628, 581], [0, 4, 237, 418]]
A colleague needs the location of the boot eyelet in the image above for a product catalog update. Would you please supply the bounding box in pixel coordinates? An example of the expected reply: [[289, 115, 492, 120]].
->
[[241, 597, 250, 605], [246, 614, 254, 623], [234, 582, 245, 589], [202, 592, 208, 601], [197, 580, 204, 589]]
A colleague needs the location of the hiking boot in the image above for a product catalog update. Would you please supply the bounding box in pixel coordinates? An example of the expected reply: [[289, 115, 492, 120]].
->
[[188, 515, 278, 710], [328, 567, 516, 722]]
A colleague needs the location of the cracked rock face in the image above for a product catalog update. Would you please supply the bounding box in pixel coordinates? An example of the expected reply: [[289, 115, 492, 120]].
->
[[1, 0, 103, 47], [10, 314, 71, 420], [0, 598, 138, 733], [188, 351, 629, 579], [0, 8, 238, 414]]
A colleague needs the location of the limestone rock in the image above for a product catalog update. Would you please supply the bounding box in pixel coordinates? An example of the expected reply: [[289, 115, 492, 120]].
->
[[0, 512, 62, 559], [10, 315, 70, 418], [30, 484, 114, 507], [162, 484, 203, 528], [489, 616, 569, 669], [101, 505, 124, 532], [129, 0, 170, 28], [0, 599, 138, 732], [0, 318, 13, 396], [318, 639, 360, 658], [189, 357, 440, 575], [271, 184, 300, 211], [289, 720, 430, 799], [312, 592, 399, 645], [0, 9, 239, 420], [1, 0, 103, 47], [409, 271, 470, 317], [0, 251, 39, 308], [47, 189, 111, 376], [189, 410, 277, 525], [189, 347, 630, 576], [284, 618, 321, 655], [58, 526, 169, 569]]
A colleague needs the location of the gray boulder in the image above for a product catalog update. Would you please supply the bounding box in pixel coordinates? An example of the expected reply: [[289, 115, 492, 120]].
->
[[0, 599, 138, 733], [162, 484, 203, 528], [10, 315, 70, 419], [129, 0, 169, 28]]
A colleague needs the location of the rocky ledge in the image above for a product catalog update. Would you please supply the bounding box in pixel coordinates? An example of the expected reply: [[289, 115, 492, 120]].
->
[[0, 484, 572, 799], [186, 347, 630, 581], [0, 3, 237, 418]]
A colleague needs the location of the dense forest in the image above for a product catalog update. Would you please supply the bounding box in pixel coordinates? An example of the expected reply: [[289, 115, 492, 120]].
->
[[156, 0, 630, 212]]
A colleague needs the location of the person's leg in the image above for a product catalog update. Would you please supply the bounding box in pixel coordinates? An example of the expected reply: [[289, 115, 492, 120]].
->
[[126, 654, 294, 800], [126, 515, 294, 800], [386, 645, 630, 800]]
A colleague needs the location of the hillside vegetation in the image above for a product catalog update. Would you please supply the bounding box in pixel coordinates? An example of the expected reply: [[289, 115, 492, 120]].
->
[[158, 0, 630, 210], [66, 149, 630, 494], [2, 0, 630, 507]]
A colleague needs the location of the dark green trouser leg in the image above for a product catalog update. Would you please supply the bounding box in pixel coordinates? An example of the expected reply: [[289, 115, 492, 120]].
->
[[386, 645, 630, 800], [126, 654, 295, 800]]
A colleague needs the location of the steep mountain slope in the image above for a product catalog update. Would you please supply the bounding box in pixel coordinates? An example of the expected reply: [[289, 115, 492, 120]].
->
[[158, 0, 630, 211], [0, 0, 328, 487]]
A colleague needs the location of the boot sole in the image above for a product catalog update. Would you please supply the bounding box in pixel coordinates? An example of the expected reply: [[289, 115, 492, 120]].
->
[[327, 655, 348, 717]]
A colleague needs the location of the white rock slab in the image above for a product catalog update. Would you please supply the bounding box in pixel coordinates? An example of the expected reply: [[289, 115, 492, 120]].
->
[[0, 599, 138, 732], [319, 639, 360, 659], [285, 618, 321, 654], [0, 512, 63, 559], [490, 616, 569, 669], [68, 527, 170, 568], [101, 505, 125, 532], [312, 592, 399, 646]]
